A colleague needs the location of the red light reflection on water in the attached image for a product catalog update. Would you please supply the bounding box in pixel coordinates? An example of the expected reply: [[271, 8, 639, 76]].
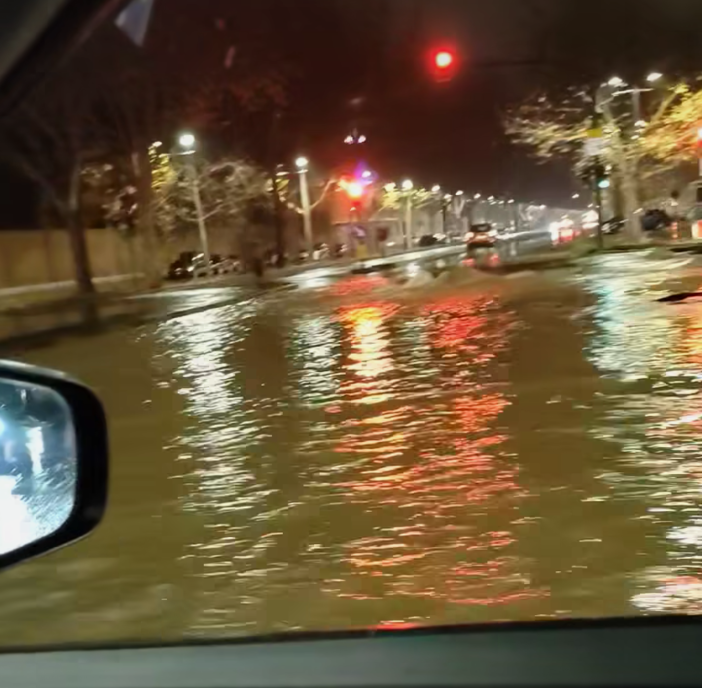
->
[[331, 275, 389, 298], [334, 302, 401, 407], [324, 293, 542, 610]]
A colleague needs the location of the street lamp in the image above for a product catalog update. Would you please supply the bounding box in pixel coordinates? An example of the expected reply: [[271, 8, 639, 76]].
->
[[431, 185, 441, 193], [178, 132, 196, 150], [295, 156, 313, 255], [456, 190, 464, 196], [608, 76, 626, 88], [177, 132, 212, 276], [647, 72, 664, 83], [402, 179, 414, 191]]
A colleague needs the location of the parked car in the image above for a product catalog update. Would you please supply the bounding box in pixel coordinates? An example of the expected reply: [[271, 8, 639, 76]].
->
[[192, 254, 239, 278], [166, 251, 200, 280], [167, 253, 239, 280], [466, 223, 499, 249]]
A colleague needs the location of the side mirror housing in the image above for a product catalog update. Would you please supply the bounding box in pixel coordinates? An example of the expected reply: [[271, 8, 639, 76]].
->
[[0, 361, 108, 570]]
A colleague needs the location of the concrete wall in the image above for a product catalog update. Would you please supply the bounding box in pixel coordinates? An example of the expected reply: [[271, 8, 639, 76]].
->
[[0, 228, 135, 289]]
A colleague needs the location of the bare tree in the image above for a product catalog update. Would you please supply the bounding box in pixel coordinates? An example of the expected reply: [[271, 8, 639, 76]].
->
[[0, 59, 101, 316], [157, 156, 274, 262]]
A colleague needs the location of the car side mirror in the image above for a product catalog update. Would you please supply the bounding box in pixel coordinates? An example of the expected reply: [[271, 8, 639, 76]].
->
[[0, 361, 107, 571]]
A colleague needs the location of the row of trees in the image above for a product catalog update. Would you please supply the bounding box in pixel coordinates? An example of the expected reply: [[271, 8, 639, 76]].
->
[[0, 9, 314, 310], [505, 77, 702, 238]]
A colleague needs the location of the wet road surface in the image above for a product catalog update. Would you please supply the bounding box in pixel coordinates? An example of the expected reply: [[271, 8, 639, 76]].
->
[[3, 251, 702, 645]]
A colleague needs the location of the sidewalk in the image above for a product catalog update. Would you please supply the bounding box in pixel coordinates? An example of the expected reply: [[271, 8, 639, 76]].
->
[[0, 281, 266, 352]]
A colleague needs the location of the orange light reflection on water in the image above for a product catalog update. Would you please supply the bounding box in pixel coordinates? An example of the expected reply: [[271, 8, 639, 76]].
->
[[325, 293, 542, 611]]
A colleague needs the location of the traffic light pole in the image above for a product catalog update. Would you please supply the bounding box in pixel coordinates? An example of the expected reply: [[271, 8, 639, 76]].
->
[[594, 158, 604, 251]]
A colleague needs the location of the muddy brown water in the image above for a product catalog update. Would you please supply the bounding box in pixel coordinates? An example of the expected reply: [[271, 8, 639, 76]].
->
[[2, 253, 702, 646]]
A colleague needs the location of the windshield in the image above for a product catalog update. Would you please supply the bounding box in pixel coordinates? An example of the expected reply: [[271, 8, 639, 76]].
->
[[2, 0, 702, 646]]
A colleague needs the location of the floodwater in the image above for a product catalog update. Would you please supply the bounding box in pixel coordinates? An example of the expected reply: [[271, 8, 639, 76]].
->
[[3, 252, 702, 646]]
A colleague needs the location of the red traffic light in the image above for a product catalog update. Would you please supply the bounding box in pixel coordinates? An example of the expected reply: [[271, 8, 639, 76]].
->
[[429, 47, 458, 82], [434, 51, 454, 70]]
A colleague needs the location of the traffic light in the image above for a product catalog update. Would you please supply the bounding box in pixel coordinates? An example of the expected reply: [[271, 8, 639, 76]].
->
[[430, 47, 458, 83], [435, 50, 454, 70], [593, 163, 609, 190]]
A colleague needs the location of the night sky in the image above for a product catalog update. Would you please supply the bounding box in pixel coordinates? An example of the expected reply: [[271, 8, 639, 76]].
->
[[144, 0, 702, 204], [4, 0, 702, 228]]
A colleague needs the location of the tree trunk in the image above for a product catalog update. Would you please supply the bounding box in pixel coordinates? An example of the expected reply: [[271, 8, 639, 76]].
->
[[132, 148, 163, 288], [66, 161, 98, 325], [67, 162, 95, 296], [270, 167, 286, 268], [621, 160, 642, 242]]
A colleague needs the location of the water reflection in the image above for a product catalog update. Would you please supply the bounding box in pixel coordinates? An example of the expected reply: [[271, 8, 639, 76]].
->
[[577, 254, 702, 615], [15, 254, 702, 643], [319, 293, 540, 623]]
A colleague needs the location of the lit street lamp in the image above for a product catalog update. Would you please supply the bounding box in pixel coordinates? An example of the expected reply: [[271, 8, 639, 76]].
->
[[178, 132, 196, 150], [295, 156, 313, 255], [178, 132, 212, 276], [431, 185, 441, 193], [647, 72, 663, 83]]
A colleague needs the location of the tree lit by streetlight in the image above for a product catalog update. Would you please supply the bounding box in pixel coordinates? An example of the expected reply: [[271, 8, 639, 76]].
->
[[179, 132, 196, 150], [402, 179, 414, 191]]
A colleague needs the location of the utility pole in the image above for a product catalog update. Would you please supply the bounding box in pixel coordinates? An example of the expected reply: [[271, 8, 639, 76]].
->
[[178, 133, 212, 275], [189, 164, 212, 274], [296, 157, 313, 255], [402, 179, 414, 249]]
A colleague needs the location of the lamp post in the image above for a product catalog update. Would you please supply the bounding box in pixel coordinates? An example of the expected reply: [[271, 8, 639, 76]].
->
[[401, 179, 414, 249], [295, 156, 313, 256], [178, 132, 212, 276]]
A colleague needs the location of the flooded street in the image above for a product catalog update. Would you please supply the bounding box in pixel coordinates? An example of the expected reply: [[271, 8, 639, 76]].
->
[[3, 252, 702, 646]]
